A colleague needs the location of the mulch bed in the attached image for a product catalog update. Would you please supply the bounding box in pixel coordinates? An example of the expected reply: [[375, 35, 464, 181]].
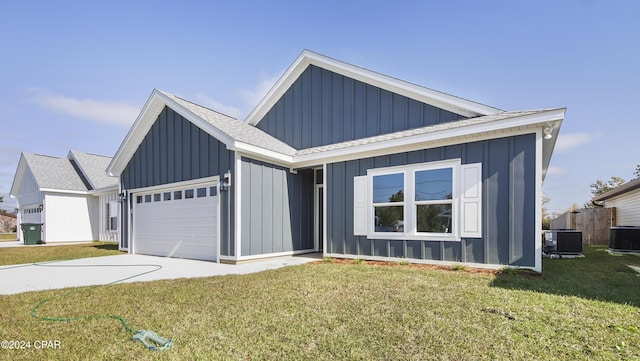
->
[[312, 257, 503, 275]]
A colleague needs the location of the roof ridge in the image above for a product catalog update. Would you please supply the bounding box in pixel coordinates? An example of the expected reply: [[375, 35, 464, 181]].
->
[[69, 149, 112, 159], [168, 93, 238, 120]]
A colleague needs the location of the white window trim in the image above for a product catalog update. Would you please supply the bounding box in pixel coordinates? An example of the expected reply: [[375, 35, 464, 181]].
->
[[367, 160, 459, 241]]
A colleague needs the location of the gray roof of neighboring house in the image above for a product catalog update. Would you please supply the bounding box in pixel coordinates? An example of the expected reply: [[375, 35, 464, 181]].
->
[[69, 150, 118, 190], [592, 177, 640, 202], [164, 91, 298, 156], [22, 153, 88, 192]]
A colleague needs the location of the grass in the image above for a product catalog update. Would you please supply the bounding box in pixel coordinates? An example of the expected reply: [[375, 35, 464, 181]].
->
[[0, 246, 639, 360], [0, 242, 123, 266], [0, 233, 17, 241]]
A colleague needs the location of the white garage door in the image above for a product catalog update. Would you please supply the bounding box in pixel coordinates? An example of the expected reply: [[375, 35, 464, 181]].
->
[[133, 181, 218, 261]]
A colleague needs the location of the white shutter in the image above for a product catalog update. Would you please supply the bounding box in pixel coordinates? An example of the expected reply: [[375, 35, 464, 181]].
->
[[353, 175, 369, 236], [108, 201, 119, 218], [460, 163, 482, 238]]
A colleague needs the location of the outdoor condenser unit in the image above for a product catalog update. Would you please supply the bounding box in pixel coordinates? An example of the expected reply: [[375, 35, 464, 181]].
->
[[545, 230, 583, 255], [609, 226, 640, 252]]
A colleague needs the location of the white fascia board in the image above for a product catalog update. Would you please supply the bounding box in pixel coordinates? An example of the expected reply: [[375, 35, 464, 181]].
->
[[292, 109, 565, 168], [232, 142, 294, 166], [39, 188, 90, 195], [245, 52, 311, 126], [88, 186, 119, 195], [9, 155, 28, 198], [67, 151, 95, 190], [306, 52, 502, 117], [245, 50, 501, 126], [535, 129, 543, 273]]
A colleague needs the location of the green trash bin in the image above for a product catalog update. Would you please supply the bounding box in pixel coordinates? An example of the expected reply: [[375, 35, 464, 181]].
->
[[20, 223, 42, 245]]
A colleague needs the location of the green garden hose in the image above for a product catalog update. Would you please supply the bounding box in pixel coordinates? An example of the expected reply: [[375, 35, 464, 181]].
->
[[8, 260, 173, 351]]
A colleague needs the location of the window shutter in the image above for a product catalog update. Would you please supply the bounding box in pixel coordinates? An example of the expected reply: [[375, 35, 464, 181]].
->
[[109, 201, 119, 218], [460, 163, 482, 238], [353, 175, 368, 236]]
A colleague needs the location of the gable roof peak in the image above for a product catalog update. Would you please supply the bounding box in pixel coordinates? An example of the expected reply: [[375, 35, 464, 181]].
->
[[245, 49, 503, 126]]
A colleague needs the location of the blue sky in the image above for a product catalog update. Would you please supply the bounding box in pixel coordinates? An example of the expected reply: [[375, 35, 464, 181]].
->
[[1, 0, 638, 216]]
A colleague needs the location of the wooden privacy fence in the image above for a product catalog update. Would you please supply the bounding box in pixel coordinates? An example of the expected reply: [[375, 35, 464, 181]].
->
[[549, 207, 616, 245]]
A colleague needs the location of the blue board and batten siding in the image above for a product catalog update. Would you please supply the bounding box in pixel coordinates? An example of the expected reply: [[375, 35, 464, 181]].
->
[[121, 107, 236, 256], [240, 158, 314, 256], [256, 65, 465, 149], [326, 134, 537, 268]]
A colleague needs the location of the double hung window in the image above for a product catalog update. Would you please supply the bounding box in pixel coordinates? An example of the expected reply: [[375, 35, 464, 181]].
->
[[353, 159, 482, 241]]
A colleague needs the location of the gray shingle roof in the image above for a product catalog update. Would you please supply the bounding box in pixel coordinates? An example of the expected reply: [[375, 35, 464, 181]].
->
[[295, 109, 552, 156], [162, 91, 298, 156], [592, 177, 640, 202], [69, 150, 118, 190], [23, 153, 88, 192]]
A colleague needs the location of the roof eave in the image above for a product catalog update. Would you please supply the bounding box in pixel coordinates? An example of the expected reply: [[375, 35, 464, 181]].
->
[[9, 154, 29, 198], [293, 108, 565, 169], [592, 178, 640, 202], [107, 90, 237, 177]]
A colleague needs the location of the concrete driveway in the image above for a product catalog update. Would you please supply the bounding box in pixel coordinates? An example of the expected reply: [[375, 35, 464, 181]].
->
[[0, 253, 320, 295]]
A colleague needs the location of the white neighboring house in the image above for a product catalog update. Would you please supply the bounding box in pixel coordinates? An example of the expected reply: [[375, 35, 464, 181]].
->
[[592, 177, 640, 226], [10, 150, 120, 243]]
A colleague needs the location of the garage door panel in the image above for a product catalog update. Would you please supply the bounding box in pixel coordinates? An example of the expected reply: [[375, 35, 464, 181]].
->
[[133, 183, 218, 262]]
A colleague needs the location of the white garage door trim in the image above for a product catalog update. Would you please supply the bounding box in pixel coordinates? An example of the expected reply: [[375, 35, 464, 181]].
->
[[131, 176, 220, 262]]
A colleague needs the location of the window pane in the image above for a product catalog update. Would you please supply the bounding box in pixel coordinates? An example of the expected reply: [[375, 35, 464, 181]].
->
[[417, 204, 452, 233], [144, 194, 152, 203], [163, 192, 171, 201], [154, 193, 161, 202], [315, 169, 323, 184], [136, 196, 143, 204], [415, 168, 453, 201], [209, 186, 217, 197], [174, 190, 182, 200], [185, 189, 194, 199], [372, 173, 404, 203], [197, 187, 207, 198], [374, 206, 404, 232]]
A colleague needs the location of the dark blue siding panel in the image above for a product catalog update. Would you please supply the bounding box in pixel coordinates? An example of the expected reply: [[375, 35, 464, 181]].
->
[[389, 241, 404, 258], [464, 238, 484, 263], [486, 138, 511, 265], [443, 242, 461, 262], [424, 242, 441, 260], [121, 106, 236, 257], [122, 106, 233, 189], [240, 158, 314, 257], [358, 237, 372, 256], [255, 65, 466, 149], [373, 239, 387, 257], [406, 241, 422, 259], [326, 133, 537, 268], [512, 135, 536, 266]]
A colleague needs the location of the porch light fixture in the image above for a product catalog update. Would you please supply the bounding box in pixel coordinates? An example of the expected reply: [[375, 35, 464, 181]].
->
[[220, 171, 231, 192], [118, 192, 127, 202], [543, 125, 554, 140]]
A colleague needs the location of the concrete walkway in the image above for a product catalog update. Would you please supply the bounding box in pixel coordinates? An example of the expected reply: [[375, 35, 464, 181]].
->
[[0, 253, 320, 295]]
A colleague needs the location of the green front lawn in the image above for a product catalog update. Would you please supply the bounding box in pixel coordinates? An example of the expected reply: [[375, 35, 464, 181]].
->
[[0, 246, 638, 360], [0, 242, 122, 266]]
